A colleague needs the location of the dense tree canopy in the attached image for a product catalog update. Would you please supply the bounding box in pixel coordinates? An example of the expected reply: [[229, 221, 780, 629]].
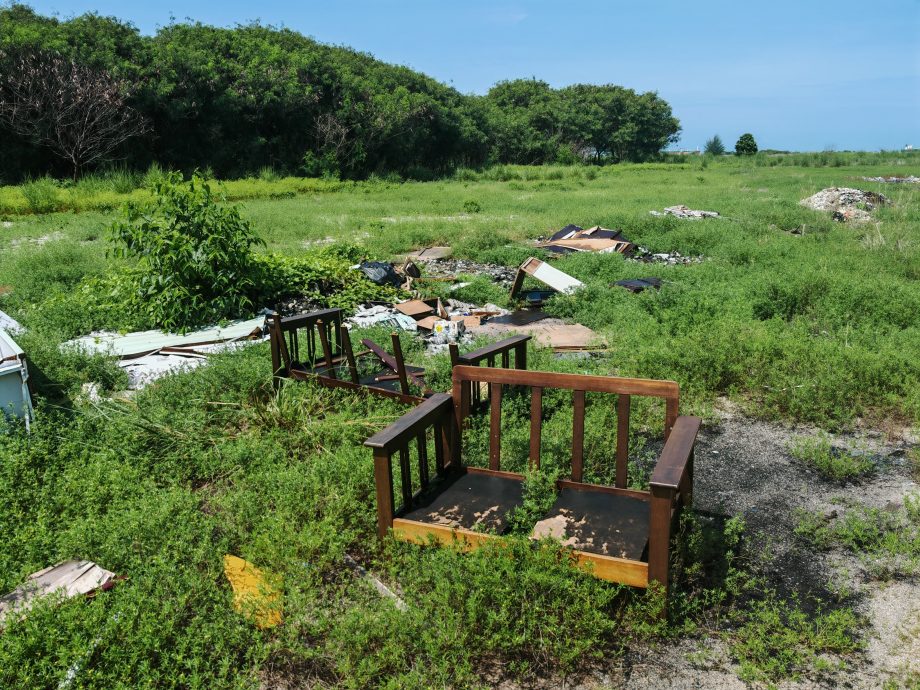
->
[[0, 4, 681, 181]]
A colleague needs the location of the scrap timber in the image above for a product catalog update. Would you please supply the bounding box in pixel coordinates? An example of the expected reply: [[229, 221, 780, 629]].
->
[[365, 366, 700, 608]]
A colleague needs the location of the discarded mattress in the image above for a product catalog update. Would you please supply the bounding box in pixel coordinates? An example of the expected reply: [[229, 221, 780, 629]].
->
[[540, 225, 635, 255], [0, 328, 33, 428], [0, 560, 116, 626], [64, 315, 267, 359]]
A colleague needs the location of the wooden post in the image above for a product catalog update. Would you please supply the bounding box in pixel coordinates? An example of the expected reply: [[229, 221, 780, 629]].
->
[[340, 325, 360, 384], [648, 484, 674, 613], [390, 333, 411, 396], [616, 394, 631, 489], [317, 319, 336, 379], [374, 451, 394, 540]]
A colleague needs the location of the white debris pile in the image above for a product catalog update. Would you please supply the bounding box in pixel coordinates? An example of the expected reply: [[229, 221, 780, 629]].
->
[[649, 205, 719, 219], [861, 176, 919, 184], [347, 305, 418, 331], [799, 187, 888, 223], [629, 247, 703, 265]]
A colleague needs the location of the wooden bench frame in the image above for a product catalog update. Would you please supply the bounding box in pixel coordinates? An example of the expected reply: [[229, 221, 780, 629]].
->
[[269, 309, 427, 405], [365, 365, 700, 603]]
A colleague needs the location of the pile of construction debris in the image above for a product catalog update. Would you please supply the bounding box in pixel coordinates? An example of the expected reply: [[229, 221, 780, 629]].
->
[[800, 187, 888, 223], [649, 205, 720, 219], [533, 226, 702, 265], [861, 175, 919, 184]]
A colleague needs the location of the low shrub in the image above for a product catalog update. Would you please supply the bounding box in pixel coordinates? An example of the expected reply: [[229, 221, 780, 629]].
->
[[20, 177, 61, 214], [788, 434, 873, 481]]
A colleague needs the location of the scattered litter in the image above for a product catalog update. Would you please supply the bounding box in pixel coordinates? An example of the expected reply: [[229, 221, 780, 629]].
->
[[7, 232, 64, 249], [357, 261, 404, 288], [343, 554, 408, 611], [538, 225, 635, 255], [511, 257, 584, 302], [650, 205, 719, 219], [223, 555, 282, 629], [394, 299, 437, 319], [861, 176, 919, 184], [348, 305, 418, 330], [800, 187, 888, 223], [0, 328, 33, 430], [615, 277, 662, 293], [628, 247, 702, 265], [0, 560, 117, 627], [64, 315, 267, 359], [0, 309, 23, 335]]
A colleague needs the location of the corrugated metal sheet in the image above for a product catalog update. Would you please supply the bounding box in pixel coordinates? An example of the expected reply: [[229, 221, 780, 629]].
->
[[64, 315, 267, 359]]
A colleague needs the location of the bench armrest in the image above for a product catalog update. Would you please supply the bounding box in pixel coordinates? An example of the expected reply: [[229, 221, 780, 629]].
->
[[650, 416, 701, 491], [457, 335, 531, 365], [364, 393, 454, 455]]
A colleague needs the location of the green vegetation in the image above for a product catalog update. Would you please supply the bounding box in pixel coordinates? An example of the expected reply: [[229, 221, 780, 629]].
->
[[788, 434, 874, 481], [0, 156, 913, 686], [704, 134, 726, 156], [795, 495, 920, 578], [1, 4, 678, 182], [736, 133, 759, 156]]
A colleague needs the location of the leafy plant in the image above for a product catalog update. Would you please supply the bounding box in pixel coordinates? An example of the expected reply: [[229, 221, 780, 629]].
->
[[788, 434, 873, 481], [19, 176, 60, 214], [109, 172, 265, 332], [704, 134, 725, 155], [735, 133, 758, 156]]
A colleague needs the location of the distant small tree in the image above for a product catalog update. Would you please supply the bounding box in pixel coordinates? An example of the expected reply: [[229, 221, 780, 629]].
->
[[704, 135, 726, 155], [0, 49, 148, 179], [735, 133, 758, 156]]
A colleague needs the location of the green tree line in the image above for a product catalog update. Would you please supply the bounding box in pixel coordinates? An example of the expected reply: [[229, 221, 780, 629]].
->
[[0, 4, 680, 181]]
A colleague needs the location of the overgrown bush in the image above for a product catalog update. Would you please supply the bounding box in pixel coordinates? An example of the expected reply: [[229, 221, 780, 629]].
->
[[19, 176, 60, 213], [109, 172, 266, 332]]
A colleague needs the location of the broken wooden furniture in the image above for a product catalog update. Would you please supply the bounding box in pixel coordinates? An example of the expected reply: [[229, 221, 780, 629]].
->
[[448, 334, 531, 412], [269, 309, 427, 404], [365, 366, 700, 602]]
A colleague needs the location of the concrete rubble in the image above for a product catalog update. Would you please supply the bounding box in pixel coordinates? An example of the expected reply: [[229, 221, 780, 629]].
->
[[800, 187, 888, 223], [649, 205, 720, 219]]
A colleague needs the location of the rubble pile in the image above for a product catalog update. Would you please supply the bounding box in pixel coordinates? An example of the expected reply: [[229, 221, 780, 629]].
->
[[629, 246, 702, 265], [861, 176, 919, 184], [799, 187, 888, 223], [649, 205, 719, 219], [413, 258, 517, 286]]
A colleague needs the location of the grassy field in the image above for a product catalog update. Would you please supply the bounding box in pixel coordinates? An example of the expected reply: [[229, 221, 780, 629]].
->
[[0, 157, 918, 687]]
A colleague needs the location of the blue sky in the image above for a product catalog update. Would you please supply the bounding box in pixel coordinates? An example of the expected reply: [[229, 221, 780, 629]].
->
[[22, 0, 920, 151]]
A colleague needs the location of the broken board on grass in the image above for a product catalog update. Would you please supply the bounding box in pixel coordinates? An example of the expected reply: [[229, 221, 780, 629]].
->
[[0, 560, 117, 627], [468, 311, 606, 352], [539, 225, 635, 255], [615, 277, 662, 293], [510, 257, 584, 303]]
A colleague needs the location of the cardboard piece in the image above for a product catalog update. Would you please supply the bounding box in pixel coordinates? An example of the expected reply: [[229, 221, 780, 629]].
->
[[394, 300, 435, 318]]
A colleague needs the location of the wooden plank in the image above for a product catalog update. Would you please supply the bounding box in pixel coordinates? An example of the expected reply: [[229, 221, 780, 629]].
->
[[417, 432, 429, 490], [616, 394, 630, 489], [530, 386, 542, 470], [373, 451, 394, 540], [433, 419, 446, 474], [572, 551, 649, 588], [392, 519, 499, 551], [399, 446, 412, 509], [465, 466, 526, 481], [451, 365, 679, 398], [555, 479, 650, 501], [650, 416, 701, 490], [390, 333, 411, 396], [489, 383, 503, 470], [316, 319, 336, 379], [362, 337, 426, 390], [665, 396, 679, 440], [518, 257, 584, 294], [571, 389, 585, 481], [365, 393, 453, 452], [647, 486, 674, 591], [340, 325, 360, 384]]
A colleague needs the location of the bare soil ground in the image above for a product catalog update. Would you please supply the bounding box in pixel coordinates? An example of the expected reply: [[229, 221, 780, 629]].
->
[[520, 403, 919, 689]]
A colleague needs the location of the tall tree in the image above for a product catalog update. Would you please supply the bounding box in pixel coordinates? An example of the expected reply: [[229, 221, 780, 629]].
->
[[0, 49, 148, 178], [735, 133, 758, 156], [704, 134, 725, 155]]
